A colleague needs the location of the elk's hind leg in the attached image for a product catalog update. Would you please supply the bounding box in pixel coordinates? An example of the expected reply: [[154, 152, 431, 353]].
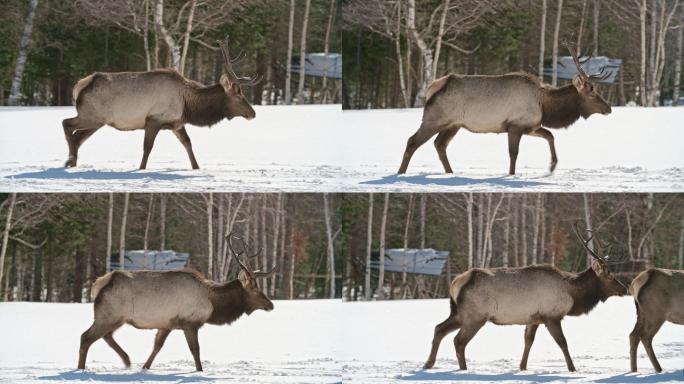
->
[[62, 117, 103, 167], [453, 320, 485, 370], [528, 128, 557, 173], [544, 319, 575, 372], [433, 127, 460, 173], [424, 314, 461, 369], [103, 329, 131, 368], [143, 328, 171, 370], [398, 122, 442, 174], [639, 317, 665, 372], [519, 324, 539, 370], [172, 126, 200, 169], [77, 320, 121, 369]]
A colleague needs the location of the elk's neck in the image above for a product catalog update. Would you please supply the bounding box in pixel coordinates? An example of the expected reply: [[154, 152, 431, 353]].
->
[[183, 84, 227, 127], [207, 280, 247, 325], [567, 268, 605, 316], [541, 85, 582, 129]]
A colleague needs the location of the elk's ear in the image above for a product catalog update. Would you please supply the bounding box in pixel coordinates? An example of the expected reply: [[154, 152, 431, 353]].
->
[[220, 74, 232, 92], [238, 270, 251, 287], [591, 260, 608, 276], [572, 74, 588, 92]]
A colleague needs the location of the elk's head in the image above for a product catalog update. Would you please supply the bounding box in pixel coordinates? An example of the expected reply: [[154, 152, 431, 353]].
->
[[565, 43, 612, 118], [574, 224, 628, 300], [218, 37, 259, 121], [229, 234, 275, 314]]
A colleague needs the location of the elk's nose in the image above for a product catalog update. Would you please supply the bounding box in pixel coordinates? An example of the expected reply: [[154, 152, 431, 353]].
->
[[265, 302, 274, 311], [604, 105, 612, 115], [246, 110, 256, 120]]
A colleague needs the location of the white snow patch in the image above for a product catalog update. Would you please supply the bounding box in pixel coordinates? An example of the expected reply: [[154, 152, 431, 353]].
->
[[1, 106, 683, 192]]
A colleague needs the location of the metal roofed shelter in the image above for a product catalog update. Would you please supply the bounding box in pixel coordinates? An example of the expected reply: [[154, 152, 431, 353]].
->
[[543, 56, 623, 84], [109, 250, 190, 271], [370, 248, 449, 276], [290, 53, 342, 79]]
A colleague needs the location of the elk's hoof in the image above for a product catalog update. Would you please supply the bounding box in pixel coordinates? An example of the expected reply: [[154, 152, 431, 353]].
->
[[423, 360, 435, 369], [549, 162, 557, 173], [65, 158, 77, 168]]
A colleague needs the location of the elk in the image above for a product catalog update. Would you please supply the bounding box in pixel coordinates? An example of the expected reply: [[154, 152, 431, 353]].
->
[[77, 235, 275, 371], [423, 226, 627, 372], [63, 37, 259, 170], [398, 43, 611, 175], [629, 268, 684, 372]]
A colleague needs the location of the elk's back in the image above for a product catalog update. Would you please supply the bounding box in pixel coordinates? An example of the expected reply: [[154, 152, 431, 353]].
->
[[95, 271, 213, 329], [77, 70, 189, 130], [451, 266, 574, 325], [424, 74, 543, 133]]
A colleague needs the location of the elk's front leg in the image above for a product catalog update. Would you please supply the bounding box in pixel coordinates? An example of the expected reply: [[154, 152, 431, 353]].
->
[[140, 120, 161, 170], [528, 128, 557, 173], [183, 326, 202, 371], [173, 126, 200, 169], [544, 319, 575, 372], [507, 129, 523, 175]]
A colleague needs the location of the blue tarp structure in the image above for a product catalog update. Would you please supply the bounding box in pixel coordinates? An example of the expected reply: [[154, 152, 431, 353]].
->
[[109, 250, 190, 271], [370, 248, 449, 276], [543, 56, 622, 84], [290, 53, 342, 79]]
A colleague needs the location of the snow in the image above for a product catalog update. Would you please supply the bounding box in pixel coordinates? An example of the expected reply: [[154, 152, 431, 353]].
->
[[1, 106, 683, 192], [0, 300, 342, 384], [339, 297, 683, 383], [1, 297, 681, 383]]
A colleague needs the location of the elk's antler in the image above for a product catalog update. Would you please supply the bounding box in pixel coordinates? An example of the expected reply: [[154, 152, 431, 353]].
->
[[573, 222, 604, 263], [572, 223, 626, 265], [562, 42, 610, 82], [226, 232, 277, 277], [216, 36, 262, 86]]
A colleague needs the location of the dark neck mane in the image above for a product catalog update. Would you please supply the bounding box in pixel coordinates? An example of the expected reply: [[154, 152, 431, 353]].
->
[[183, 84, 226, 127], [206, 280, 247, 325], [541, 85, 582, 128], [567, 268, 604, 316]]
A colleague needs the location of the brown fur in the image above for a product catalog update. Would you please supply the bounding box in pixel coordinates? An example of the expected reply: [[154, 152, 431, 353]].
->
[[78, 269, 274, 371], [629, 268, 684, 372], [399, 72, 612, 175], [425, 262, 626, 372], [62, 69, 256, 170]]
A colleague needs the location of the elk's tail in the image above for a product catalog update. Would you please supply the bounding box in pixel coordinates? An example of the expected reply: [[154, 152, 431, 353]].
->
[[72, 74, 96, 105], [90, 270, 132, 300]]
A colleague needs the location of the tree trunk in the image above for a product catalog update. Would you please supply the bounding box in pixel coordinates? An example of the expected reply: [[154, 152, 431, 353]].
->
[[521, 194, 528, 266], [8, 0, 39, 106], [271, 193, 282, 296], [407, 0, 433, 107], [577, 0, 588, 53], [323, 193, 335, 299], [0, 193, 17, 289], [297, 0, 312, 104], [476, 194, 484, 267], [365, 193, 373, 300], [539, 0, 547, 81], [179, 0, 197, 75], [420, 194, 426, 249], [154, 0, 181, 70], [582, 193, 595, 268], [260, 195, 268, 292], [432, 0, 451, 78], [143, 0, 151, 71], [377, 193, 389, 299], [674, 6, 682, 106], [320, 0, 335, 103], [119, 193, 130, 270], [106, 193, 113, 271], [207, 193, 213, 279], [532, 193, 542, 265], [395, 3, 410, 107], [159, 193, 166, 250], [401, 194, 415, 299], [466, 193, 474, 268], [640, 0, 647, 106], [503, 195, 511, 267], [285, 0, 296, 104], [679, 214, 684, 269], [143, 194, 154, 254], [551, 0, 564, 87], [592, 0, 600, 55]]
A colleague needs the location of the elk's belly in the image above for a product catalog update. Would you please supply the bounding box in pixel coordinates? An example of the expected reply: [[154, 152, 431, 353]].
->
[[483, 295, 573, 325], [122, 296, 213, 329]]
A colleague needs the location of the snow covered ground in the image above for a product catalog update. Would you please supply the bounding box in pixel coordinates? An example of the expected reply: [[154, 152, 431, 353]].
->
[[339, 297, 684, 383], [1, 297, 681, 383], [0, 300, 342, 384], [1, 106, 683, 192]]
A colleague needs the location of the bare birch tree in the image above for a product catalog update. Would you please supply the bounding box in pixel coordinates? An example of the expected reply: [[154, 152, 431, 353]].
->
[[551, 0, 564, 86], [0, 194, 17, 289], [285, 0, 296, 104], [377, 193, 389, 299], [8, 0, 39, 106], [365, 193, 373, 300], [119, 193, 130, 270], [297, 0, 312, 104], [106, 193, 113, 272]]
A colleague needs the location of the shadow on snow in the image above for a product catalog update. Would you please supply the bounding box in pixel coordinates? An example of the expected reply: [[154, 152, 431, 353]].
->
[[361, 173, 550, 189], [399, 370, 581, 382], [593, 371, 684, 383], [38, 369, 214, 383], [7, 167, 203, 181]]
